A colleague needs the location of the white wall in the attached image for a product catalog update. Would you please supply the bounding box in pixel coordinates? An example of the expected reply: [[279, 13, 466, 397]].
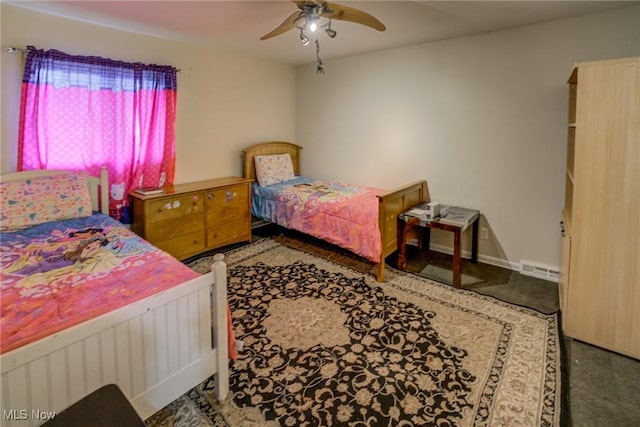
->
[[2, 3, 638, 272], [295, 5, 640, 271], [0, 4, 296, 182]]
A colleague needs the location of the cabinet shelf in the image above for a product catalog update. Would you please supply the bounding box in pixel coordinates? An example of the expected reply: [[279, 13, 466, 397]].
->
[[566, 127, 575, 177], [560, 57, 640, 359]]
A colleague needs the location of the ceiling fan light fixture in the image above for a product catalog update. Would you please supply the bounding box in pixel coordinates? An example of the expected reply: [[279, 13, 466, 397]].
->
[[299, 30, 310, 46], [260, 0, 386, 73]]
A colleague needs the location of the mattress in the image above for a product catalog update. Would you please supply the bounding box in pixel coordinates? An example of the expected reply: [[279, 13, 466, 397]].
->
[[252, 177, 383, 262], [1, 213, 200, 354]]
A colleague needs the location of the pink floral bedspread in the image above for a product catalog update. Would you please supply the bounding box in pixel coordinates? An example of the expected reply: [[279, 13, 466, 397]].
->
[[252, 177, 384, 262], [0, 213, 200, 354]]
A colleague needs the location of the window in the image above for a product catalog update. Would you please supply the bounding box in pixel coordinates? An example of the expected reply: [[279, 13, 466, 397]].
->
[[18, 46, 178, 221]]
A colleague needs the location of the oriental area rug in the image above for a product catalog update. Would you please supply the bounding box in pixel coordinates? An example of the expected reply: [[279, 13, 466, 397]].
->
[[146, 238, 561, 427]]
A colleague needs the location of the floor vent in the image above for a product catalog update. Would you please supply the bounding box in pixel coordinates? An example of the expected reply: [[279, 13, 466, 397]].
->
[[520, 261, 559, 282]]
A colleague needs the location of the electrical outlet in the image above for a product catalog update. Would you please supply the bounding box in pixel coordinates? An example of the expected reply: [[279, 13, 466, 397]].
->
[[480, 227, 489, 240]]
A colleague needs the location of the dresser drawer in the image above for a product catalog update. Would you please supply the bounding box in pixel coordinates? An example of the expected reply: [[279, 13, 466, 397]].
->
[[207, 220, 250, 247], [147, 192, 204, 222], [206, 204, 249, 228], [147, 213, 204, 242], [204, 185, 248, 210], [130, 177, 252, 259], [154, 231, 206, 260]]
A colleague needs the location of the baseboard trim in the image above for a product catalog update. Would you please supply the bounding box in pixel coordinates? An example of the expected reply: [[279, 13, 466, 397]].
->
[[427, 243, 558, 282], [428, 243, 518, 270]]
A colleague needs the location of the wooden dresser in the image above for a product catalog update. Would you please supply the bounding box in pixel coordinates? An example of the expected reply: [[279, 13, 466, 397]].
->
[[130, 177, 252, 260]]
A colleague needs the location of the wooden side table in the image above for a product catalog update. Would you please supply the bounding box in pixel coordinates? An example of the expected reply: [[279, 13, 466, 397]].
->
[[398, 205, 480, 288]]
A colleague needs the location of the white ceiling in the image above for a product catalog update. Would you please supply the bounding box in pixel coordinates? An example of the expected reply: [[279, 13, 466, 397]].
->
[[7, 1, 637, 65]]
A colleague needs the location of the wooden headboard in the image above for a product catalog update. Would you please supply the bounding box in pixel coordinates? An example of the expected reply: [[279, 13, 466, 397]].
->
[[242, 142, 302, 181], [1, 167, 109, 215]]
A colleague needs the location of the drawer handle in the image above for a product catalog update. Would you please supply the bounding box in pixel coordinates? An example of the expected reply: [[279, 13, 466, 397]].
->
[[158, 200, 181, 212], [208, 193, 214, 200]]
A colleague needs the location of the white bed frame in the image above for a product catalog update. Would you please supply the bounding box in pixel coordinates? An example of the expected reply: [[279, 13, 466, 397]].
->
[[0, 168, 229, 426]]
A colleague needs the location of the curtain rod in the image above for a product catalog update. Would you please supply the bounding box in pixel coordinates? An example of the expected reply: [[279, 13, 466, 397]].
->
[[4, 46, 181, 72]]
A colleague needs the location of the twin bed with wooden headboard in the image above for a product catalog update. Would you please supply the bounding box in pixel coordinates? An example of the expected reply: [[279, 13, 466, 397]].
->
[[242, 141, 430, 281]]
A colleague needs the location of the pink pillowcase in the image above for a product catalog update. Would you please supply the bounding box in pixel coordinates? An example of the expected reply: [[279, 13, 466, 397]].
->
[[254, 153, 295, 186], [1, 172, 93, 231]]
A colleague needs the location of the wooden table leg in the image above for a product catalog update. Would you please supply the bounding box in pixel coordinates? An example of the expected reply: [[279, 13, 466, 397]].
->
[[471, 217, 479, 264], [422, 227, 431, 252], [452, 228, 462, 288], [398, 220, 409, 270]]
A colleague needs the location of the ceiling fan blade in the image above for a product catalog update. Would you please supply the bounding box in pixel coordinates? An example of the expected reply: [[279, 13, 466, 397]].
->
[[324, 2, 386, 31], [260, 11, 301, 40]]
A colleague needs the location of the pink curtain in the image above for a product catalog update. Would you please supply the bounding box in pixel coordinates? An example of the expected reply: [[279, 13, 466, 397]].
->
[[18, 46, 177, 221]]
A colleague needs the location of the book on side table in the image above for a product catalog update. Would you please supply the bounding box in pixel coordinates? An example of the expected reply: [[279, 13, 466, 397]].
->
[[401, 204, 479, 230], [438, 206, 479, 229]]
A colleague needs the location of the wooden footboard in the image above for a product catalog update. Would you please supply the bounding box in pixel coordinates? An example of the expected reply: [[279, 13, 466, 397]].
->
[[376, 180, 430, 281], [0, 256, 229, 426]]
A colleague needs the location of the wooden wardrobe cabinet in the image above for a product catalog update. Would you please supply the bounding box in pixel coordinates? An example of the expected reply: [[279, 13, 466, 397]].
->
[[559, 57, 639, 359], [130, 177, 252, 260]]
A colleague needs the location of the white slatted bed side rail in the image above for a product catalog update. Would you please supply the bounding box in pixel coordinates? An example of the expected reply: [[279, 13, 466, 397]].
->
[[133, 253, 229, 417], [0, 255, 229, 426]]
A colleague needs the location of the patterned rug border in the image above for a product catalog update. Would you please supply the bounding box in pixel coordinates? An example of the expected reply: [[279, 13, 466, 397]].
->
[[275, 234, 563, 318], [176, 238, 563, 427]]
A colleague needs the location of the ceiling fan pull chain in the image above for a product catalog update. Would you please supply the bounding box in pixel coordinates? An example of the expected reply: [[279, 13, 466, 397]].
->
[[315, 39, 324, 74]]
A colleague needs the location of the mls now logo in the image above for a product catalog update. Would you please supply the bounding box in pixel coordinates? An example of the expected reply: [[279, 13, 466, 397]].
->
[[3, 409, 56, 421], [3, 409, 28, 420], [31, 409, 57, 420]]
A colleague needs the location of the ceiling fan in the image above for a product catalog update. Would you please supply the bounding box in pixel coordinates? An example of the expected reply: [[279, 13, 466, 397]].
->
[[261, 1, 386, 73]]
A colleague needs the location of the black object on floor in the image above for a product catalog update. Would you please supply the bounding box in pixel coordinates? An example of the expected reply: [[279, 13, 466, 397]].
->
[[42, 384, 144, 427]]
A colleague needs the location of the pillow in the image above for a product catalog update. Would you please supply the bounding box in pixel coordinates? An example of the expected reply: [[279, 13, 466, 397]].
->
[[254, 153, 295, 186], [1, 172, 94, 231]]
